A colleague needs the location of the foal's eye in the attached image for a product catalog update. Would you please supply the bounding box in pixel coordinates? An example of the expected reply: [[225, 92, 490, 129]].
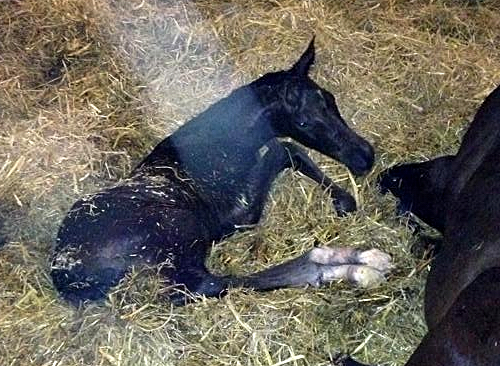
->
[[297, 120, 308, 128]]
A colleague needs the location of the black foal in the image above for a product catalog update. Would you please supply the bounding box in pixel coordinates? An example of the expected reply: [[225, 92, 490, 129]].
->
[[51, 39, 390, 306]]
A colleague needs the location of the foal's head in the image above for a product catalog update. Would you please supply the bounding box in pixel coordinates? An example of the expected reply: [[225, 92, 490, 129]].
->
[[252, 38, 374, 176]]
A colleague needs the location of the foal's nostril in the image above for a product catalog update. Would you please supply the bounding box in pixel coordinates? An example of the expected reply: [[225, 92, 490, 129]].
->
[[349, 156, 372, 176]]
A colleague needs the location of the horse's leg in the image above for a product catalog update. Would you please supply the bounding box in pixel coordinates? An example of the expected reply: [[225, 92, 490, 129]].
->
[[166, 266, 231, 306], [221, 142, 391, 292], [222, 140, 299, 227], [224, 139, 357, 229], [280, 141, 357, 215], [228, 246, 391, 291], [167, 247, 391, 305], [166, 142, 390, 304]]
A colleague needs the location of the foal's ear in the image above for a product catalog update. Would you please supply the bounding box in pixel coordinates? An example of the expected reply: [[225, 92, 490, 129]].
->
[[290, 37, 315, 76]]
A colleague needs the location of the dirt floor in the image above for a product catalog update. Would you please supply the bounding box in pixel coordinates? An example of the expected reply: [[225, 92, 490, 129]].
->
[[1, 0, 500, 365]]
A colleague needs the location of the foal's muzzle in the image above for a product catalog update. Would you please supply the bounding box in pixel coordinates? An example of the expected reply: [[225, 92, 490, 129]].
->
[[346, 142, 375, 176]]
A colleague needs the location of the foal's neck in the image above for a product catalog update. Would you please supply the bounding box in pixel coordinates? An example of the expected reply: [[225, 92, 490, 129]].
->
[[173, 85, 278, 151], [133, 84, 283, 177]]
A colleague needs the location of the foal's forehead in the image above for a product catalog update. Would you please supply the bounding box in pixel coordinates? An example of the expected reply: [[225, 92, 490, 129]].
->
[[300, 81, 328, 99]]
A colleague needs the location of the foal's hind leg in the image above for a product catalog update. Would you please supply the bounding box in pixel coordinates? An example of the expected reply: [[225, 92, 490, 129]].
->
[[230, 246, 391, 291], [168, 141, 390, 305], [281, 141, 357, 214], [168, 247, 391, 305]]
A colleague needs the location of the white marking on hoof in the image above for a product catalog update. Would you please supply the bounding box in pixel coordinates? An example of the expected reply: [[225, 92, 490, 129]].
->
[[348, 265, 386, 288], [308, 246, 357, 265], [357, 249, 392, 273], [305, 246, 391, 289], [319, 264, 386, 288]]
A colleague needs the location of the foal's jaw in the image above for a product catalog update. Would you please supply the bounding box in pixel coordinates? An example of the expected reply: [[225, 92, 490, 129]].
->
[[310, 120, 375, 177], [273, 89, 375, 176]]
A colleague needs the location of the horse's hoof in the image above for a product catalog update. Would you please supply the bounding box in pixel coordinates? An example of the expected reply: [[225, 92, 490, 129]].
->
[[357, 249, 392, 273], [333, 193, 357, 216], [350, 266, 386, 288], [307, 247, 390, 288]]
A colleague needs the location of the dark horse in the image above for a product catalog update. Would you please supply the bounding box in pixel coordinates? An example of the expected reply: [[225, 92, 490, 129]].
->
[[341, 84, 500, 366], [51, 39, 391, 306]]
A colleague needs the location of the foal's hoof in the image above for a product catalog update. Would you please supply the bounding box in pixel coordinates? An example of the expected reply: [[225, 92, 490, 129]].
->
[[349, 266, 386, 288], [333, 193, 357, 216], [357, 249, 392, 273], [307, 247, 391, 288]]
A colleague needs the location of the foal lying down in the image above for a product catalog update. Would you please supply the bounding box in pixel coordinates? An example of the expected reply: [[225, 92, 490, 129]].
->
[[51, 39, 391, 305]]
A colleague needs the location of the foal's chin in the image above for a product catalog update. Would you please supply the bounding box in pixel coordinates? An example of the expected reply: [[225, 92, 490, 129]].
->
[[338, 148, 375, 177], [345, 157, 374, 177]]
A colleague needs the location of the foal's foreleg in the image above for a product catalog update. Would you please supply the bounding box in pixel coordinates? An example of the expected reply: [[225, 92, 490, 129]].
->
[[229, 141, 355, 225], [224, 141, 298, 227], [281, 141, 357, 214]]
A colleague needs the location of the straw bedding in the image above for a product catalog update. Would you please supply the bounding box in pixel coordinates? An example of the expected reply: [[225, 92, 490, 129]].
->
[[1, 0, 499, 365]]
